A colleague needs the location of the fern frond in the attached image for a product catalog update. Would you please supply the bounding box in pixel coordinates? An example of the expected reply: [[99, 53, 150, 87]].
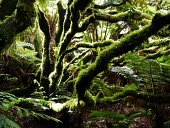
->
[[111, 66, 143, 86], [122, 53, 170, 93], [0, 92, 61, 126], [0, 113, 21, 128], [0, 92, 19, 111]]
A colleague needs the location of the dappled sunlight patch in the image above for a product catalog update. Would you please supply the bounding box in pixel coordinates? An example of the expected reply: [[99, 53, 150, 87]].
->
[[49, 102, 64, 112], [48, 98, 85, 112], [64, 98, 85, 110]]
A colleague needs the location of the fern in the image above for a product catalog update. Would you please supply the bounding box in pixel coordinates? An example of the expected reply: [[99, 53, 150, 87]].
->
[[16, 41, 35, 50], [111, 66, 143, 87], [164, 120, 170, 128], [157, 54, 170, 64], [0, 114, 21, 128], [9, 41, 41, 67], [113, 53, 170, 93], [123, 84, 138, 91], [89, 109, 150, 127], [0, 92, 61, 127]]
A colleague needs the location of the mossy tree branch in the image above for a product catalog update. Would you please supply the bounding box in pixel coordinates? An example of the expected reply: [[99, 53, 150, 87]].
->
[[98, 89, 170, 104], [55, 1, 66, 45], [49, 0, 93, 95], [38, 10, 51, 97], [147, 38, 170, 47], [78, 10, 151, 32], [75, 12, 170, 102], [58, 50, 90, 88], [0, 0, 36, 53], [61, 41, 114, 61], [146, 49, 170, 59]]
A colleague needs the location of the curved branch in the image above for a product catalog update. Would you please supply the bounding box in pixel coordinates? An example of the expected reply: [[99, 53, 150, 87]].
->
[[94, 0, 127, 9], [78, 10, 151, 32], [75, 12, 170, 102], [55, 1, 66, 45], [147, 38, 170, 47], [61, 41, 114, 60], [146, 49, 170, 59], [98, 89, 170, 104], [63, 50, 90, 73]]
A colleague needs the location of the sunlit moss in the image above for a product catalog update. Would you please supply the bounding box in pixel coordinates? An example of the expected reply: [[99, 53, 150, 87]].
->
[[63, 98, 85, 110], [95, 91, 105, 102]]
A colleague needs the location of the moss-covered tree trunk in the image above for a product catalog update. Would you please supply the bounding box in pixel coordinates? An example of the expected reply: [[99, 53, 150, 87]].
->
[[38, 10, 51, 97], [0, 0, 36, 53], [49, 0, 93, 96]]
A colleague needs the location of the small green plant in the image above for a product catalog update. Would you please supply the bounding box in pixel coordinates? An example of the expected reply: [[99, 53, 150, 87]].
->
[[89, 109, 149, 127], [0, 92, 61, 127], [0, 113, 21, 128]]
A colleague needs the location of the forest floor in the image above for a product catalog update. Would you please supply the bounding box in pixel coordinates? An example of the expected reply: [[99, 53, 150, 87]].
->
[[0, 59, 154, 128], [19, 103, 153, 128], [0, 75, 154, 128]]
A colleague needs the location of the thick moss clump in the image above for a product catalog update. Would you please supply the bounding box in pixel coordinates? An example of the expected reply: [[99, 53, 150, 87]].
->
[[98, 89, 170, 104]]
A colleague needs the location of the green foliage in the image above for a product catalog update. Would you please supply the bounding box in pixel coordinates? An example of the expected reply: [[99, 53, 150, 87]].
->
[[0, 92, 19, 111], [8, 41, 41, 68], [157, 54, 170, 64], [111, 65, 143, 86], [89, 109, 150, 127], [121, 53, 170, 93], [91, 78, 113, 96], [0, 92, 61, 127], [4, 76, 18, 84], [164, 120, 170, 128], [38, 0, 49, 12], [123, 84, 138, 91], [0, 114, 21, 128]]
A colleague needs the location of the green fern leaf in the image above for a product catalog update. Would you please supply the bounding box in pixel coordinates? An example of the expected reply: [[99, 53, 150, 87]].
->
[[0, 114, 21, 128]]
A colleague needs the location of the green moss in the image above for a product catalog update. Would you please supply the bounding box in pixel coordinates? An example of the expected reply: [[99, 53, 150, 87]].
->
[[0, 0, 36, 52], [38, 0, 48, 12], [83, 90, 96, 105], [75, 22, 157, 101], [55, 1, 65, 45], [95, 91, 105, 102]]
